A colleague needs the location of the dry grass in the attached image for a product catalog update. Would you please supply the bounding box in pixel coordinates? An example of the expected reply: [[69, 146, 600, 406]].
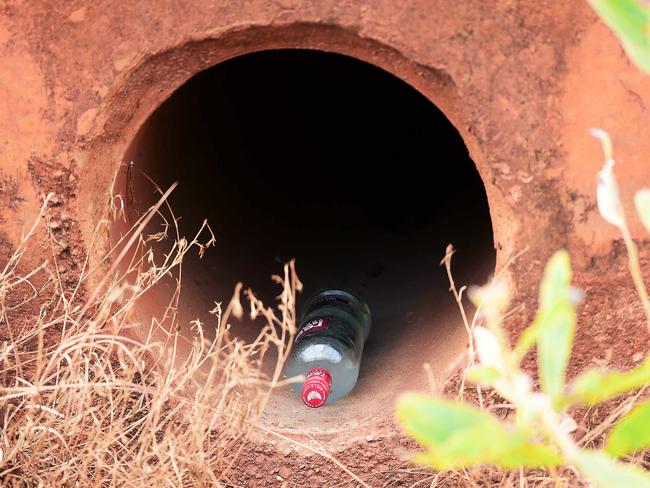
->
[[2, 176, 647, 487], [0, 182, 301, 487]]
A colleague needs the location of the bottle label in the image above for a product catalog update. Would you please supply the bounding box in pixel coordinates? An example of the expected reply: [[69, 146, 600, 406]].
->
[[295, 317, 329, 343]]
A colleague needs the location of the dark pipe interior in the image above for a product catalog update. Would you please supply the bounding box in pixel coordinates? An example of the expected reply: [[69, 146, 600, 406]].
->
[[119, 49, 495, 431]]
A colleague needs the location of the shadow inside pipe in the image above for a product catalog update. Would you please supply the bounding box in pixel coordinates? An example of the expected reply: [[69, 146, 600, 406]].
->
[[114, 49, 495, 431]]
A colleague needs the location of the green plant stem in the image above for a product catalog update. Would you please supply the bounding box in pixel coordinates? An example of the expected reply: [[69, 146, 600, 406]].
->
[[620, 222, 650, 332]]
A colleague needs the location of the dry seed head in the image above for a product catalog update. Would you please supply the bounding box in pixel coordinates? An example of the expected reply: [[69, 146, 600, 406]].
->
[[474, 326, 505, 372], [591, 128, 625, 229], [468, 279, 509, 324]]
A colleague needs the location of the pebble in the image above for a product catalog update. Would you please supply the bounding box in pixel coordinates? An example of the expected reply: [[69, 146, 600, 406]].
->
[[48, 195, 62, 206], [278, 466, 291, 478]]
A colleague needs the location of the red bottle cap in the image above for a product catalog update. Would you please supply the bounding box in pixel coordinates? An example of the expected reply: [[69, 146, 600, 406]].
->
[[301, 368, 332, 408]]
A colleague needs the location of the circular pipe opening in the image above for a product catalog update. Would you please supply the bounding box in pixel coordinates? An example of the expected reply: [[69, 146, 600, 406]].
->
[[113, 49, 495, 433]]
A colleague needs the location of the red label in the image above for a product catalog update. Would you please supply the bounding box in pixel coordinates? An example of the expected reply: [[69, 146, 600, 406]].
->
[[295, 317, 329, 342]]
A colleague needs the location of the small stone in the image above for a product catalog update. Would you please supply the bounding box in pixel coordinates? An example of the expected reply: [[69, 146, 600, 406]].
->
[[68, 6, 86, 22], [633, 352, 644, 362], [281, 447, 291, 456], [365, 435, 375, 442], [77, 108, 98, 137], [278, 466, 291, 478], [48, 195, 62, 206], [49, 220, 62, 229]]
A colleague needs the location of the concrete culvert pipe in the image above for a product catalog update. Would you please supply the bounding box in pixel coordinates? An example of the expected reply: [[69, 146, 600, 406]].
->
[[110, 49, 495, 434]]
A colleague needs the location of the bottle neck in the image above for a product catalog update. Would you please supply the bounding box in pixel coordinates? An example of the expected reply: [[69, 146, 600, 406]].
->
[[301, 368, 332, 408]]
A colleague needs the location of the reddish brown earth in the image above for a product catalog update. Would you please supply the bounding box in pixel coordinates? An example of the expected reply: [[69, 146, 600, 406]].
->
[[1, 1, 649, 486]]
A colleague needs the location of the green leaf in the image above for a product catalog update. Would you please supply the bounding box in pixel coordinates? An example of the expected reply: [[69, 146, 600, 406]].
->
[[566, 355, 650, 406], [572, 449, 650, 488], [607, 399, 650, 457], [494, 440, 562, 469], [466, 366, 502, 386], [536, 250, 576, 407], [588, 0, 650, 74], [395, 392, 561, 469], [512, 316, 541, 363]]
